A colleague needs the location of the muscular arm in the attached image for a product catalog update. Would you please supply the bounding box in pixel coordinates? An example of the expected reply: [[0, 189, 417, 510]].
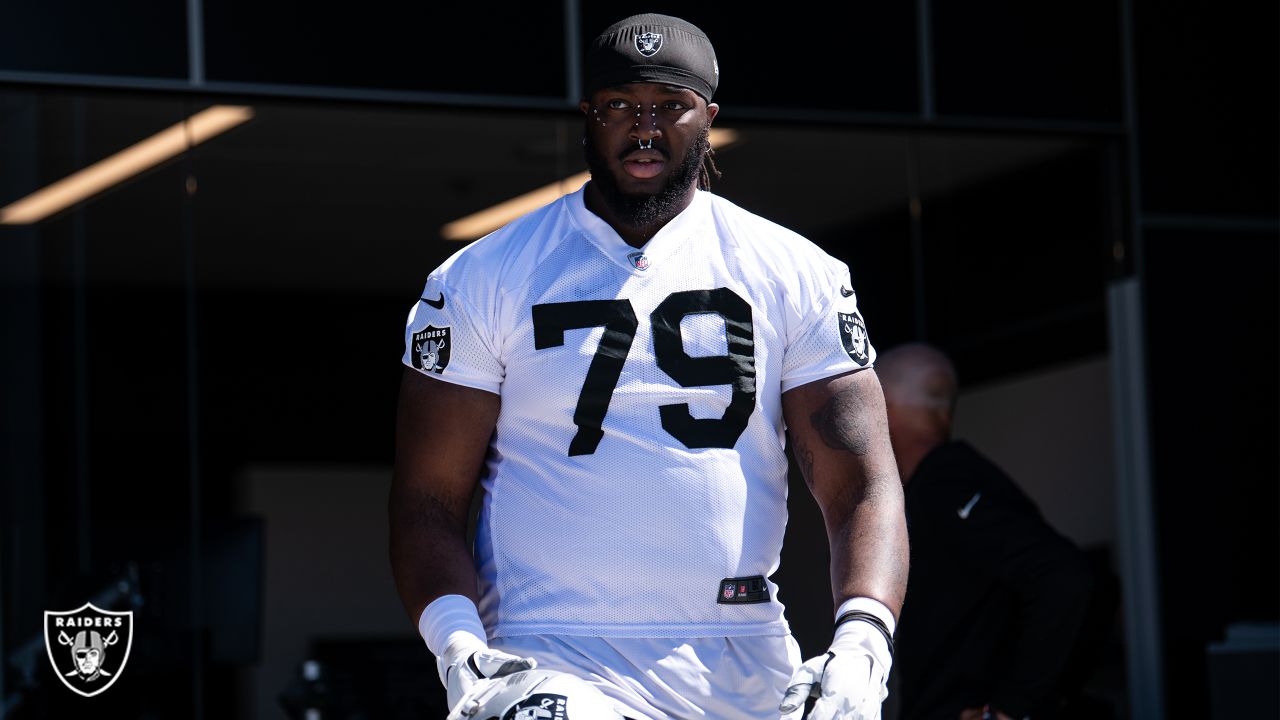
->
[[389, 367, 501, 626], [782, 368, 908, 616]]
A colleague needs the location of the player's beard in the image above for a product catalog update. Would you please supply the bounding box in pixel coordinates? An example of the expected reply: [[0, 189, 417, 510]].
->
[[583, 124, 709, 230]]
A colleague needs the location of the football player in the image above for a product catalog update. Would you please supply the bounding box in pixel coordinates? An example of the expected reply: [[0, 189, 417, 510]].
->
[[391, 13, 908, 719]]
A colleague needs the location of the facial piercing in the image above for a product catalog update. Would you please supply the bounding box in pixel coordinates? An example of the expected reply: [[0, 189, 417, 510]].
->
[[639, 138, 653, 150]]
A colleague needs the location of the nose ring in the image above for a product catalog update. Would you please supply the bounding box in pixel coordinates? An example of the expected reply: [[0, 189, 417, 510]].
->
[[639, 138, 653, 150]]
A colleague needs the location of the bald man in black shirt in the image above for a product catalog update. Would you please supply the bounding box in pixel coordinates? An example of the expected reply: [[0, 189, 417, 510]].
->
[[879, 344, 1094, 720]]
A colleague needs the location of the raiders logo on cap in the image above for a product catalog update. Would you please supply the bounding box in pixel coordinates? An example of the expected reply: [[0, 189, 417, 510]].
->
[[635, 31, 663, 56], [584, 14, 719, 101]]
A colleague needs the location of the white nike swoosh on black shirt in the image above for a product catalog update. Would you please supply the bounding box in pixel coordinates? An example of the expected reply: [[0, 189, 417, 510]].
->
[[957, 492, 982, 519]]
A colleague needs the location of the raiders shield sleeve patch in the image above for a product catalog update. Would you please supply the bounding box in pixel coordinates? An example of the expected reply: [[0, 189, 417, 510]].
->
[[411, 325, 451, 374], [838, 311, 871, 366]]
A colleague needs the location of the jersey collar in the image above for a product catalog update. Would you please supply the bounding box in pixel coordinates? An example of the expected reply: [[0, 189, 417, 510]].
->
[[566, 184, 710, 274]]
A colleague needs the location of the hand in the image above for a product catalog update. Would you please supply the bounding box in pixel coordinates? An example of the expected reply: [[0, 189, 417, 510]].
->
[[443, 647, 537, 716], [416, 596, 534, 717], [779, 620, 891, 720]]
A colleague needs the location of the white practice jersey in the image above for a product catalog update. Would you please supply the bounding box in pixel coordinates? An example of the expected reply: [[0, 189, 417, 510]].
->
[[402, 185, 876, 639]]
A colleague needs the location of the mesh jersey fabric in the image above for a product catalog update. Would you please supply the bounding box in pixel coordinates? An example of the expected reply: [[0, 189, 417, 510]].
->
[[402, 185, 876, 638], [488, 634, 803, 720]]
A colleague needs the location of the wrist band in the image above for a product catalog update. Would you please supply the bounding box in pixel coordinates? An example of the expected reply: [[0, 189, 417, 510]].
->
[[417, 594, 486, 656], [835, 609, 895, 659]]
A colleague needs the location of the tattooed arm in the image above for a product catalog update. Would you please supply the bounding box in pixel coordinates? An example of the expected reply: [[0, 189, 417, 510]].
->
[[782, 368, 908, 615]]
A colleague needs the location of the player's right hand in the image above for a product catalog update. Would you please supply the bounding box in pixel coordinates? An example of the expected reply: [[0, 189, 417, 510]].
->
[[444, 648, 537, 716]]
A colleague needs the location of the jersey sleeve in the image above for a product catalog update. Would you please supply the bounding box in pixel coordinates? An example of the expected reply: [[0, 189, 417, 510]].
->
[[401, 274, 505, 394], [779, 259, 877, 392]]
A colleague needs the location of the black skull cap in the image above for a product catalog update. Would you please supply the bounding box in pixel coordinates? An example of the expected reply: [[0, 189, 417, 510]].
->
[[584, 13, 719, 102]]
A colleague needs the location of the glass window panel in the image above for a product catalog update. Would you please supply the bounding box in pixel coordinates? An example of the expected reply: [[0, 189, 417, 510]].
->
[[204, 3, 567, 98], [1136, 0, 1279, 216], [932, 1, 1123, 122], [917, 134, 1112, 383], [0, 91, 198, 716], [0, 0, 188, 78], [1144, 227, 1279, 717]]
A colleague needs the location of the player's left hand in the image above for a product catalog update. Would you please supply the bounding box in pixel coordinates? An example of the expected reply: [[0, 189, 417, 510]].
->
[[778, 618, 891, 720]]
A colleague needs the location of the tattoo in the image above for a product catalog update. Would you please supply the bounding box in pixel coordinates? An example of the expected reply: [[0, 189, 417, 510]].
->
[[809, 378, 875, 456], [791, 432, 816, 490], [393, 483, 468, 535]]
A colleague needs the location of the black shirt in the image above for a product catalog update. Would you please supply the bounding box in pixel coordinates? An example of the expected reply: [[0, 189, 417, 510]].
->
[[896, 441, 1092, 720]]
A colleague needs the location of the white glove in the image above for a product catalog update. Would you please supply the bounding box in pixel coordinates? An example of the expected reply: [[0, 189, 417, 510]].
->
[[419, 595, 537, 715], [441, 643, 536, 719], [779, 598, 895, 720]]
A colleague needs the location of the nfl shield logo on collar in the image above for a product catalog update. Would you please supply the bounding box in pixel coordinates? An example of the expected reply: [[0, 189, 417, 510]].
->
[[627, 252, 650, 270], [44, 603, 134, 697]]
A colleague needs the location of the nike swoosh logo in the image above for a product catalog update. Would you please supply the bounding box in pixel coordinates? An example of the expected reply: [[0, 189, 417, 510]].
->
[[421, 293, 445, 310], [957, 492, 982, 519], [840, 286, 854, 297]]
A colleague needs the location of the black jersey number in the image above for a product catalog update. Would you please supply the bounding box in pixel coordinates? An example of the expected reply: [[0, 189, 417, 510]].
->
[[532, 299, 638, 456], [532, 288, 757, 456]]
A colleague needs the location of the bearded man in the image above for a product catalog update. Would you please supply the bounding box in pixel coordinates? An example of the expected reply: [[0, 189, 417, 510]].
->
[[391, 13, 908, 720]]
